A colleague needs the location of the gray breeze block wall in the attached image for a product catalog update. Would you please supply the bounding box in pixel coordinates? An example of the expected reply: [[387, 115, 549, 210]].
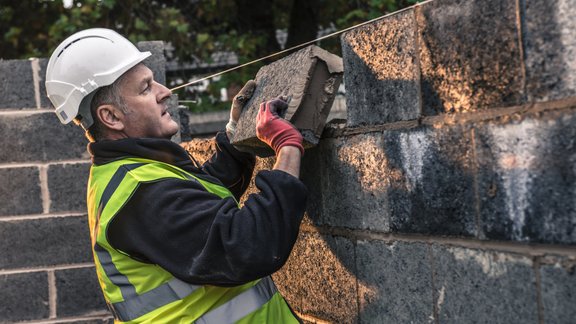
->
[[186, 0, 575, 323], [0, 42, 166, 323]]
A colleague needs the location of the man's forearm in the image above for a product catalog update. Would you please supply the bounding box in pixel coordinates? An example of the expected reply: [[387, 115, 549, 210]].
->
[[273, 146, 302, 178]]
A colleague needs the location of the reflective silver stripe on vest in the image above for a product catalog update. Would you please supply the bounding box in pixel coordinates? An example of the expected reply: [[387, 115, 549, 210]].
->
[[95, 163, 201, 321], [195, 276, 278, 324], [110, 276, 201, 321]]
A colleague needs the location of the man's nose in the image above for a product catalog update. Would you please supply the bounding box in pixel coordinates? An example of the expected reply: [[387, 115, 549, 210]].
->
[[156, 82, 172, 102]]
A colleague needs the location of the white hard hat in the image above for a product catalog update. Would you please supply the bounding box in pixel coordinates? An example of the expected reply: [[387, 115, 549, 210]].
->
[[45, 28, 151, 128]]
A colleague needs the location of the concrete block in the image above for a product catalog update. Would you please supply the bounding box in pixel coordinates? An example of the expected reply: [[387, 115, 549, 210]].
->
[[475, 109, 576, 244], [56, 267, 109, 317], [137, 41, 166, 85], [356, 241, 433, 323], [232, 45, 344, 156], [0, 59, 36, 109], [416, 0, 524, 115], [38, 58, 52, 108], [540, 259, 576, 323], [0, 111, 89, 163], [273, 232, 358, 323], [303, 134, 390, 231], [0, 166, 43, 216], [0, 216, 92, 269], [524, 0, 576, 101], [0, 272, 49, 322], [384, 124, 477, 236], [48, 162, 91, 213], [341, 9, 420, 126], [432, 245, 538, 323]]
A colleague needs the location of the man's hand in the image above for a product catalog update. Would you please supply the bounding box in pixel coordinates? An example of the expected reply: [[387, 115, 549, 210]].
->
[[226, 80, 256, 138], [256, 98, 304, 156]]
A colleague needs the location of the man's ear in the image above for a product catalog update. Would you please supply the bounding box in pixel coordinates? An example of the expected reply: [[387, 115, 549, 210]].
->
[[95, 105, 125, 131]]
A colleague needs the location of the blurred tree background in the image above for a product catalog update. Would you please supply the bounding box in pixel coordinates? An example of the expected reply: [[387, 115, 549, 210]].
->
[[0, 0, 420, 112]]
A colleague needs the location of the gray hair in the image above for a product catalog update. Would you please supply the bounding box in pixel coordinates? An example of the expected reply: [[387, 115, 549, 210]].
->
[[88, 73, 130, 141]]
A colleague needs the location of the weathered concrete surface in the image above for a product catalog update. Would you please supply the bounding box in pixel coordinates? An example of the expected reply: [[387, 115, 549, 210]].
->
[[432, 246, 538, 323], [0, 59, 36, 109], [48, 162, 91, 213], [383, 124, 477, 236], [475, 108, 576, 244], [0, 272, 49, 322], [416, 0, 524, 115], [0, 112, 89, 163], [56, 267, 108, 317], [540, 258, 576, 323], [0, 216, 92, 269], [524, 0, 576, 101], [301, 134, 390, 231], [232, 45, 343, 156], [356, 241, 433, 323], [273, 232, 358, 324], [0, 166, 43, 216], [341, 9, 420, 126]]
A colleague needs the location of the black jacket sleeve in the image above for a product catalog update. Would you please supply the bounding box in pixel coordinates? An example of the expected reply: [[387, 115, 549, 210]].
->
[[198, 132, 256, 201], [107, 169, 307, 286]]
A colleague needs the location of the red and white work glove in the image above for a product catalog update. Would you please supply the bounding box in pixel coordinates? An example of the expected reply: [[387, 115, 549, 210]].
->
[[256, 98, 304, 155]]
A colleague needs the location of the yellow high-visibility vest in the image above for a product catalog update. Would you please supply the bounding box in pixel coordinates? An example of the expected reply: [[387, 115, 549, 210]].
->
[[87, 157, 299, 323]]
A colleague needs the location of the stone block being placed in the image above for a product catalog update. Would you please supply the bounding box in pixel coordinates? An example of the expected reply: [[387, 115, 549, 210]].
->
[[232, 45, 344, 156]]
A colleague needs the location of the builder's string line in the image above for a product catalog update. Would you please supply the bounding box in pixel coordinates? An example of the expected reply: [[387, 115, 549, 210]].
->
[[169, 0, 429, 92]]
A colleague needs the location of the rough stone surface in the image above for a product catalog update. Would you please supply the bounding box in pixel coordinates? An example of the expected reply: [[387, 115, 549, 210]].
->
[[38, 58, 52, 108], [384, 124, 477, 236], [0, 272, 49, 322], [341, 9, 420, 126], [524, 0, 576, 101], [56, 267, 109, 317], [475, 108, 576, 244], [303, 134, 390, 231], [416, 0, 524, 115], [540, 258, 576, 323], [432, 245, 538, 323], [273, 233, 358, 324], [233, 45, 343, 156], [0, 112, 89, 163], [356, 241, 433, 323], [0, 166, 43, 216], [137, 41, 166, 85], [0, 59, 36, 109], [48, 162, 91, 213], [0, 216, 92, 269]]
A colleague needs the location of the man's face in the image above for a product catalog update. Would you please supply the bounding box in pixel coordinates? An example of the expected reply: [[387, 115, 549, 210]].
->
[[119, 64, 179, 139]]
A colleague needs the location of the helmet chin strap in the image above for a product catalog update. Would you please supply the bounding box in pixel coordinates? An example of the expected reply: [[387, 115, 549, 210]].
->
[[73, 116, 95, 143]]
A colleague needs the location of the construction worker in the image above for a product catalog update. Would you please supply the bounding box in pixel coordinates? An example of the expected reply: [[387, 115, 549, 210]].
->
[[45, 28, 307, 323]]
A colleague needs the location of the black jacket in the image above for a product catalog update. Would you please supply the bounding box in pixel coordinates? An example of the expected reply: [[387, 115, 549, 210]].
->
[[88, 132, 308, 286]]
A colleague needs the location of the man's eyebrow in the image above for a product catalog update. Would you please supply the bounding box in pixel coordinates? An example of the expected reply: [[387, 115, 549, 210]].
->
[[139, 76, 153, 87]]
